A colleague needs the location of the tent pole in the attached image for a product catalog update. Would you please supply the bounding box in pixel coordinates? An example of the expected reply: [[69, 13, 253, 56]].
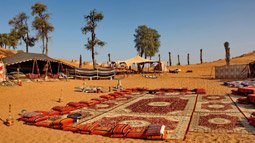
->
[[57, 62, 60, 74], [32, 60, 35, 74]]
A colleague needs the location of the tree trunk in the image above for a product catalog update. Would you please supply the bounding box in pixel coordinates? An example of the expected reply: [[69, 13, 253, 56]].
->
[[177, 55, 180, 65], [42, 37, 45, 54], [25, 34, 29, 53], [187, 53, 190, 65], [200, 49, 203, 64], [225, 47, 230, 65], [91, 30, 96, 69], [168, 52, 172, 66], [45, 36, 49, 56], [158, 54, 161, 62]]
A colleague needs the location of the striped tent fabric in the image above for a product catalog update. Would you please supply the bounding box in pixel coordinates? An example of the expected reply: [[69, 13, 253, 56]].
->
[[215, 64, 249, 79]]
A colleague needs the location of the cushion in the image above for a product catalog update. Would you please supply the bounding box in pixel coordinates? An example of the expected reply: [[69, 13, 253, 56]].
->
[[67, 102, 85, 108], [35, 120, 53, 128], [22, 111, 42, 118], [111, 124, 131, 135], [146, 130, 167, 140], [91, 127, 112, 136], [77, 122, 100, 134], [26, 115, 49, 123], [63, 126, 79, 132], [145, 124, 162, 136], [52, 106, 76, 112], [52, 118, 74, 127], [126, 128, 147, 139]]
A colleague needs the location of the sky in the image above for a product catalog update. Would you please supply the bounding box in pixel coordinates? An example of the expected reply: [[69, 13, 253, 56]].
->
[[0, 0, 255, 65]]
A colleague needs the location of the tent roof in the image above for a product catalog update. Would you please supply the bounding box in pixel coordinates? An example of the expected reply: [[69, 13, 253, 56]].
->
[[122, 55, 156, 67], [2, 52, 60, 66]]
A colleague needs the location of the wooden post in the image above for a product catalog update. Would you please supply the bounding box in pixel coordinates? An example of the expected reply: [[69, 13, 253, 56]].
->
[[187, 53, 190, 65], [177, 55, 180, 65], [200, 49, 203, 64], [108, 53, 111, 62], [168, 52, 172, 66], [79, 54, 82, 68]]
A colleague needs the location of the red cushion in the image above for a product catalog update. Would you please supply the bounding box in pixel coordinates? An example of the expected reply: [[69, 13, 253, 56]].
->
[[26, 115, 49, 123], [126, 128, 147, 139], [63, 126, 79, 132], [248, 94, 255, 103], [91, 127, 111, 136], [111, 124, 131, 135], [67, 102, 85, 108], [35, 120, 53, 127], [77, 122, 100, 134], [52, 118, 74, 127], [237, 97, 249, 103]]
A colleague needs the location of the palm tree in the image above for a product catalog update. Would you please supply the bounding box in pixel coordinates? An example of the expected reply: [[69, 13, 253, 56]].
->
[[82, 9, 105, 69], [31, 2, 54, 55], [9, 12, 36, 53]]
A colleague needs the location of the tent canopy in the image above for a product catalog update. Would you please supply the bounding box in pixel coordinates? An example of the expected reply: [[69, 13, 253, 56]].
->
[[2, 52, 75, 74], [119, 55, 156, 67], [2, 52, 58, 66]]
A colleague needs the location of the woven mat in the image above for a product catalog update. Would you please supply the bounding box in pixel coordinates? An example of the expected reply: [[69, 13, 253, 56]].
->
[[189, 112, 255, 134]]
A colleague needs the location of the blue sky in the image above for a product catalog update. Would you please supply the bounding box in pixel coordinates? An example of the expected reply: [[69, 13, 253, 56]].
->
[[0, 0, 255, 64]]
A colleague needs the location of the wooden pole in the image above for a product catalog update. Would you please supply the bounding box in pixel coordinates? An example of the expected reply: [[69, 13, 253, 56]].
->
[[108, 53, 111, 62], [168, 52, 172, 66], [32, 60, 35, 74], [187, 53, 190, 65], [177, 55, 180, 65], [79, 54, 82, 68], [200, 49, 203, 64]]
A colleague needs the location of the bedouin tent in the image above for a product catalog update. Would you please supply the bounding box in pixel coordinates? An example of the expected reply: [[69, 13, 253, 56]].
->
[[2, 52, 75, 79], [120, 55, 153, 67], [116, 55, 168, 72], [249, 61, 255, 78]]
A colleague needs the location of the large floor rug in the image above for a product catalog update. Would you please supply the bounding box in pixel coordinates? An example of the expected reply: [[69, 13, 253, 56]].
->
[[22, 90, 255, 141]]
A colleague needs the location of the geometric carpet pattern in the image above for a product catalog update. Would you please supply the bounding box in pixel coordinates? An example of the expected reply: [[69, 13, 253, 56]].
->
[[189, 94, 255, 134], [76, 93, 197, 140]]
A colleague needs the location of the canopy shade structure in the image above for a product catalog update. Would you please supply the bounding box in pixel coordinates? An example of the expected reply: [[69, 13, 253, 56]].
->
[[2, 52, 58, 66], [2, 52, 75, 76], [119, 55, 155, 67]]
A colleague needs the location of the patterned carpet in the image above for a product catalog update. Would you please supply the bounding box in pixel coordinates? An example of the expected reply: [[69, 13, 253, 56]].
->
[[75, 93, 197, 140], [189, 94, 255, 134], [24, 91, 255, 141]]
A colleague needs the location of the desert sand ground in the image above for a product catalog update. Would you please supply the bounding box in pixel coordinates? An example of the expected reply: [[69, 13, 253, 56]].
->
[[0, 50, 255, 143]]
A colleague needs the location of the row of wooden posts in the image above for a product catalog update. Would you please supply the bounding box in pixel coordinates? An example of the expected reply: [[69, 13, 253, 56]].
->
[[79, 44, 231, 67], [78, 49, 204, 68]]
